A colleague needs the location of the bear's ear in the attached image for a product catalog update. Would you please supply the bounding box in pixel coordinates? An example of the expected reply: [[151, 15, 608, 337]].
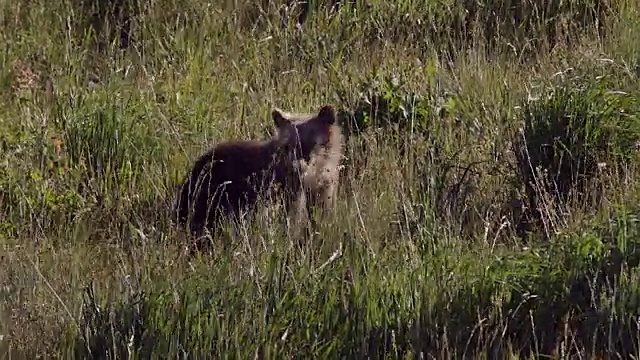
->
[[317, 105, 336, 125], [272, 109, 291, 128]]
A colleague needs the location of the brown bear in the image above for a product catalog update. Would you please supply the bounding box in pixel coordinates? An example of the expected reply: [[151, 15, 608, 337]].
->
[[271, 106, 345, 234], [172, 105, 339, 251]]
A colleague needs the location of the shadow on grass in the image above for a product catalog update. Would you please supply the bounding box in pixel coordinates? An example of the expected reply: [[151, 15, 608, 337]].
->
[[66, 211, 640, 358]]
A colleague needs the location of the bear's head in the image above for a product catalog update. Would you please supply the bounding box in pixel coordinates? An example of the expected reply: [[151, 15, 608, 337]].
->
[[271, 105, 337, 161]]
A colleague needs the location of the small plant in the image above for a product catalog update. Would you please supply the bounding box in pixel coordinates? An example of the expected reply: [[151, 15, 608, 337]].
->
[[513, 68, 640, 236]]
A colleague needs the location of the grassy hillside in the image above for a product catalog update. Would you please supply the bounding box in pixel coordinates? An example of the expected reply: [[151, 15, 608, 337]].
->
[[2, 0, 640, 358]]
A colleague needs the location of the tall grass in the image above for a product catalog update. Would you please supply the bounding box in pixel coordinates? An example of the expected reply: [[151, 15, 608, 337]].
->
[[2, 0, 640, 358]]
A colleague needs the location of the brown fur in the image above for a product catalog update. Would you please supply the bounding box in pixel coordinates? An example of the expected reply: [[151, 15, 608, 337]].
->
[[173, 105, 338, 250], [273, 106, 346, 232]]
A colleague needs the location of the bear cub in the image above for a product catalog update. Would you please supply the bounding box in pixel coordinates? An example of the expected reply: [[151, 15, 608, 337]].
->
[[172, 105, 339, 248]]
